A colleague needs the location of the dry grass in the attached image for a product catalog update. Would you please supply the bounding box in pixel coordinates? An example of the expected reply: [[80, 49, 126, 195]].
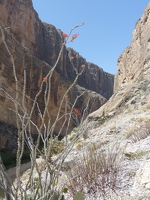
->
[[65, 143, 123, 198], [126, 119, 150, 143]]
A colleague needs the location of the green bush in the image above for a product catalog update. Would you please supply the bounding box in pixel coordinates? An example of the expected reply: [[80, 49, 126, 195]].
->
[[98, 115, 109, 125], [42, 137, 65, 159]]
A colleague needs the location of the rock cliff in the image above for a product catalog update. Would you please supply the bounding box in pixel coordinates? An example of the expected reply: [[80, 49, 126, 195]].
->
[[114, 2, 150, 92], [0, 0, 113, 150], [61, 2, 150, 199], [0, 0, 114, 99], [89, 2, 150, 119]]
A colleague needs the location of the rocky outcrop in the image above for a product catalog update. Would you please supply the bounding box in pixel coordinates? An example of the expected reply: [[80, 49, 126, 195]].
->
[[114, 2, 150, 92]]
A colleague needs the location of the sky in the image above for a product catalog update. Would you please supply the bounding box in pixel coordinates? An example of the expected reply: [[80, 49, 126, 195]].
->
[[32, 0, 150, 74]]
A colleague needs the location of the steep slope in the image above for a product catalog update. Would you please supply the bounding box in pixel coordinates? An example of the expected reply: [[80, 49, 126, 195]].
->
[[58, 3, 150, 199], [89, 2, 150, 119], [114, 2, 150, 92]]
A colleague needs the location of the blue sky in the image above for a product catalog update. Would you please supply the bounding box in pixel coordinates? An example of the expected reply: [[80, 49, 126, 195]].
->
[[32, 0, 150, 74]]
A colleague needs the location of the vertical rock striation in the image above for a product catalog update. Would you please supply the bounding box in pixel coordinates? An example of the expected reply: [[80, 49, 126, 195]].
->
[[0, 0, 114, 150], [0, 0, 114, 99], [114, 3, 150, 92]]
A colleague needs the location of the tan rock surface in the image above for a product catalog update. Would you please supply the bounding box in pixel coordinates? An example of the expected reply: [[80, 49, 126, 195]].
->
[[114, 3, 150, 92]]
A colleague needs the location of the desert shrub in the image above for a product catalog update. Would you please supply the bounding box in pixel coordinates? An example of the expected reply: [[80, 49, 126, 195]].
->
[[126, 119, 150, 143], [69, 133, 77, 141], [125, 151, 147, 161], [98, 115, 109, 125], [66, 143, 122, 198], [48, 137, 65, 157]]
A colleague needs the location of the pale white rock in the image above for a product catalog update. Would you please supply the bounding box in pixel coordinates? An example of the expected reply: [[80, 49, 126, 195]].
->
[[133, 160, 150, 190]]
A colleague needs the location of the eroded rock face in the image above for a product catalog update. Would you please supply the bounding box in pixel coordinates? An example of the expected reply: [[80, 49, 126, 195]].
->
[[0, 0, 114, 100], [66, 48, 114, 99], [88, 3, 150, 122], [0, 0, 37, 51], [0, 25, 108, 152], [0, 0, 114, 150], [114, 3, 150, 92], [0, 25, 70, 136]]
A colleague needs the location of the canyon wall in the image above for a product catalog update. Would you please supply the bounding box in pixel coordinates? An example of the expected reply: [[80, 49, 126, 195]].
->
[[88, 3, 150, 120], [0, 0, 114, 150], [114, 3, 150, 92], [0, 0, 114, 99]]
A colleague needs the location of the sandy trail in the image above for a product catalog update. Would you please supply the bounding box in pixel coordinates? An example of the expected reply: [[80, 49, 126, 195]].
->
[[7, 157, 43, 182]]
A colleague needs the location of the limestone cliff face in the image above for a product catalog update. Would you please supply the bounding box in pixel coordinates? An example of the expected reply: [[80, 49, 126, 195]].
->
[[0, 25, 70, 136], [88, 3, 150, 120], [0, 0, 113, 150], [65, 48, 114, 99], [114, 3, 150, 92], [0, 0, 114, 100], [0, 0, 37, 50], [0, 25, 107, 151]]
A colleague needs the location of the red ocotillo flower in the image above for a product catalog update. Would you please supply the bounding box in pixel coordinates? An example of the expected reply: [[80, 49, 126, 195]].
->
[[74, 108, 81, 116], [71, 33, 79, 41], [62, 32, 68, 38], [43, 77, 48, 81]]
